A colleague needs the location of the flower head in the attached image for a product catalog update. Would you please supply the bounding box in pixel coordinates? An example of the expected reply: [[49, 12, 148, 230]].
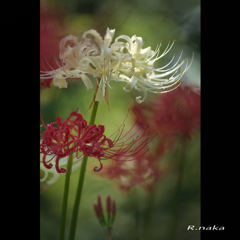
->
[[40, 111, 112, 173], [114, 36, 194, 103], [40, 28, 193, 104], [40, 110, 152, 173], [132, 84, 200, 141], [40, 35, 99, 89]]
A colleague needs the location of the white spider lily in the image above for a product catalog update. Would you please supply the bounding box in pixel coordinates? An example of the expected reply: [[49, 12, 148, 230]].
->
[[114, 35, 194, 103], [40, 36, 99, 89], [79, 28, 126, 103], [40, 28, 193, 104]]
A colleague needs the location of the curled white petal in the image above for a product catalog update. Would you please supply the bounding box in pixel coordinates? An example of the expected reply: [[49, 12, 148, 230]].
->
[[53, 74, 68, 88], [40, 167, 48, 182], [95, 78, 106, 102], [59, 35, 79, 61], [123, 76, 138, 92], [82, 29, 103, 48], [135, 85, 147, 104], [103, 28, 115, 48], [40, 153, 83, 188], [80, 73, 93, 90]]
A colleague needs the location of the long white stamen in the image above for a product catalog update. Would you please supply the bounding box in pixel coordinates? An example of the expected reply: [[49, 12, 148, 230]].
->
[[155, 51, 183, 72]]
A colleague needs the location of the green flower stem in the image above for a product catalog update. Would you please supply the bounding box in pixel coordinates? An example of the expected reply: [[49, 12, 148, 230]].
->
[[59, 152, 73, 240], [167, 142, 186, 240], [104, 226, 112, 240], [68, 101, 99, 240], [88, 100, 99, 125], [143, 192, 155, 240]]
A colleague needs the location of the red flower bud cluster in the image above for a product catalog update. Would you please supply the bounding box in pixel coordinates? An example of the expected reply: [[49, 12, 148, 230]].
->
[[133, 85, 200, 143], [93, 194, 116, 227]]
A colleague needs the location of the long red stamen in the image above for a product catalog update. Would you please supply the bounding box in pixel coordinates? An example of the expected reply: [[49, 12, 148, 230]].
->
[[55, 156, 67, 173], [42, 154, 53, 169], [94, 159, 103, 172]]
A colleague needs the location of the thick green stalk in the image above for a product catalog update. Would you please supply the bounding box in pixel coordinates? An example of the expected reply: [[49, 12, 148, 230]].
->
[[68, 101, 99, 240], [59, 153, 73, 240], [104, 226, 112, 240], [89, 101, 99, 125]]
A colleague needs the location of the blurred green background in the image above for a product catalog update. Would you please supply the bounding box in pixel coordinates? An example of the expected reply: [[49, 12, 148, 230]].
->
[[40, 0, 200, 239]]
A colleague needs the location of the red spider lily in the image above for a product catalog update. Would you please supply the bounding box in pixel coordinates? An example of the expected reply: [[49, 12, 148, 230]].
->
[[132, 84, 200, 142], [40, 7, 66, 88], [40, 111, 152, 173], [40, 111, 112, 173]]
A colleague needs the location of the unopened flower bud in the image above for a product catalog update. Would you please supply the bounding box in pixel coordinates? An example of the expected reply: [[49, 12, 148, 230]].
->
[[93, 202, 101, 219], [97, 194, 103, 215], [95, 194, 107, 226], [112, 199, 116, 217], [106, 195, 112, 215], [106, 195, 112, 225], [111, 199, 116, 225]]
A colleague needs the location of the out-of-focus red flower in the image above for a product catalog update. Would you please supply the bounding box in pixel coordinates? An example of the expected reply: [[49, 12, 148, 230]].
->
[[40, 111, 152, 173], [102, 143, 167, 193], [133, 84, 200, 142], [101, 84, 200, 193], [40, 7, 66, 88]]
